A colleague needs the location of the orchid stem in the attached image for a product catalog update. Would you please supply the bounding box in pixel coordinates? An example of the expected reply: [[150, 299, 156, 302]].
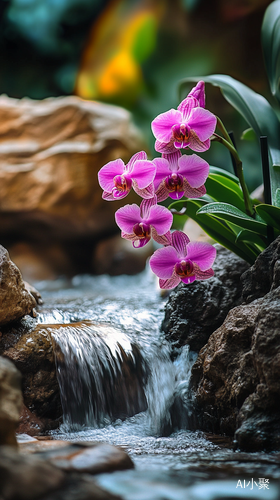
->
[[213, 116, 254, 217]]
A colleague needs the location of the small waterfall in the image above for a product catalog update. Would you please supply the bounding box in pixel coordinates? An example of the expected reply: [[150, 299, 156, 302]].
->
[[49, 321, 149, 429]]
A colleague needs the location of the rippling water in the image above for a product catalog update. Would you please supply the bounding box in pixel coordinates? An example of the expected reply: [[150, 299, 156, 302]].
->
[[34, 268, 280, 499]]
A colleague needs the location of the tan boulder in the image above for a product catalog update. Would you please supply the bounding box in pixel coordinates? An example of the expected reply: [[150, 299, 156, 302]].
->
[[0, 94, 147, 277]]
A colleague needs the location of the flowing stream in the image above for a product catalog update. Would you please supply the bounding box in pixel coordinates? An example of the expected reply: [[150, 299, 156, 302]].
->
[[34, 267, 280, 499]]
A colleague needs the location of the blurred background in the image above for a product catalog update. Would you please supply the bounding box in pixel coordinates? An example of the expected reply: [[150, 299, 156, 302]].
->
[[0, 0, 275, 280], [0, 0, 274, 189]]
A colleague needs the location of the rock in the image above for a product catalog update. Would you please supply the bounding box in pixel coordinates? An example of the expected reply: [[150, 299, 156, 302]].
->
[[0, 94, 146, 277], [0, 357, 22, 446], [0, 445, 120, 500], [0, 245, 37, 326], [0, 321, 62, 429], [18, 405, 47, 437], [161, 245, 249, 353], [22, 282, 43, 306], [22, 441, 134, 474], [187, 247, 280, 450], [242, 235, 280, 303]]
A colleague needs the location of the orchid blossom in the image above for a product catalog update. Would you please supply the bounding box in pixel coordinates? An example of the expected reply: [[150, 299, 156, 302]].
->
[[151, 81, 216, 153], [98, 151, 156, 201], [149, 230, 216, 289], [153, 150, 209, 202], [115, 196, 173, 248]]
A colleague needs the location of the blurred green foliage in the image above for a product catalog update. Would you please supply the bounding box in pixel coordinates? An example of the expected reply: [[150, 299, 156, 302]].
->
[[0, 0, 274, 192]]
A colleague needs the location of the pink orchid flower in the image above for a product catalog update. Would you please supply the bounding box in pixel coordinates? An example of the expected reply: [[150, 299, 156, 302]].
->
[[152, 150, 209, 202], [151, 81, 217, 153], [115, 196, 173, 248], [98, 151, 156, 201], [149, 230, 216, 289]]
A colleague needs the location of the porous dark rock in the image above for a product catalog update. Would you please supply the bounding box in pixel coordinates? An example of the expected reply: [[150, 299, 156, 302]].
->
[[0, 356, 22, 446], [242, 235, 280, 303], [187, 237, 280, 451], [162, 245, 249, 352], [0, 245, 37, 326]]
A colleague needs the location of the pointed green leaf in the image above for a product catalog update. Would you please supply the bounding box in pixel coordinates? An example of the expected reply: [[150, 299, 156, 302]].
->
[[236, 229, 267, 249], [169, 198, 259, 263], [241, 128, 256, 141], [179, 75, 280, 205], [255, 203, 280, 231], [197, 202, 268, 235], [209, 165, 239, 183], [261, 0, 280, 103], [205, 173, 246, 212]]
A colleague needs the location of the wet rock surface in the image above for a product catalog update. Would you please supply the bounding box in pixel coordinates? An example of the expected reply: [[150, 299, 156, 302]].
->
[[0, 321, 62, 432], [0, 357, 22, 446], [0, 245, 37, 326], [0, 443, 121, 500], [187, 237, 280, 451], [162, 245, 249, 352], [20, 440, 134, 474], [0, 94, 146, 279]]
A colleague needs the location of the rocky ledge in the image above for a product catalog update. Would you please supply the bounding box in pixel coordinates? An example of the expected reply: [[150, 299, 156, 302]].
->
[[163, 238, 280, 451]]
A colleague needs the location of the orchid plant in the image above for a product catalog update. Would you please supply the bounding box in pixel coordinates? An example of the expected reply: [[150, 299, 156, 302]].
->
[[98, 0, 280, 287]]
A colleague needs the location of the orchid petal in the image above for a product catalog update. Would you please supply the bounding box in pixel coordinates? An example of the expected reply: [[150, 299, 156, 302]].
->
[[133, 238, 150, 248], [115, 204, 141, 233], [193, 264, 214, 280], [168, 190, 185, 200], [155, 182, 170, 202], [147, 204, 173, 235], [187, 81, 205, 108], [171, 230, 190, 257], [151, 229, 172, 246], [139, 196, 157, 219], [155, 139, 177, 154], [181, 275, 196, 284], [149, 246, 179, 279], [151, 109, 182, 143], [188, 108, 217, 142], [183, 180, 206, 198], [162, 151, 181, 172], [159, 274, 181, 290], [121, 232, 138, 241], [130, 160, 156, 189], [153, 157, 171, 190], [178, 96, 200, 120], [186, 241, 216, 270], [98, 158, 125, 191], [178, 154, 209, 187], [102, 191, 117, 201], [127, 151, 147, 172], [133, 182, 155, 199], [188, 133, 211, 152]]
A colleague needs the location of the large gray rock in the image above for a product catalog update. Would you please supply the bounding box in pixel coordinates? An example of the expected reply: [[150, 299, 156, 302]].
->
[[162, 245, 249, 352], [187, 237, 280, 451], [0, 245, 36, 326], [0, 357, 22, 446]]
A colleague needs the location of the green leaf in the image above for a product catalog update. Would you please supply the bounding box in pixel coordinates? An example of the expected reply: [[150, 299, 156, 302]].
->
[[169, 198, 259, 263], [261, 0, 280, 103], [209, 165, 239, 183], [205, 173, 246, 212], [236, 229, 267, 249], [255, 203, 280, 231], [131, 16, 157, 63], [197, 202, 268, 235], [241, 128, 256, 141], [179, 75, 280, 206]]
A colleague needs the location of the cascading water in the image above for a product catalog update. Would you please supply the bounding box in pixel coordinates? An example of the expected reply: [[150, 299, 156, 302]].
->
[[33, 268, 280, 499]]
